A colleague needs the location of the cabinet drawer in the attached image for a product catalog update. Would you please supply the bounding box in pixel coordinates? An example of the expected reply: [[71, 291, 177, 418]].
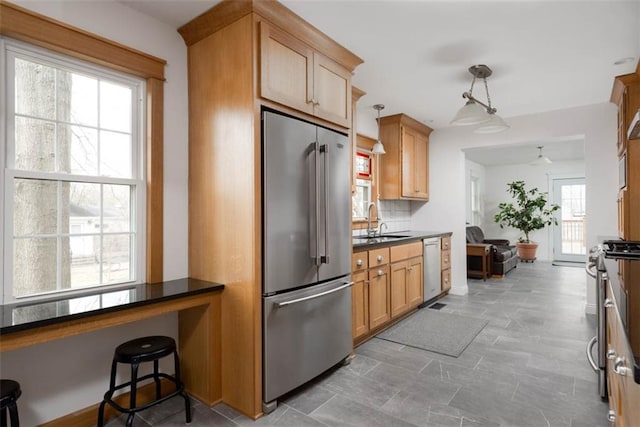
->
[[390, 241, 422, 262], [441, 236, 451, 251], [352, 251, 368, 272], [441, 249, 451, 270], [369, 247, 390, 267], [441, 268, 451, 292]]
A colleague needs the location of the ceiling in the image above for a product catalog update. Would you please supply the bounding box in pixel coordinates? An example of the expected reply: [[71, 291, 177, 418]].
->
[[463, 137, 585, 166], [118, 0, 639, 164]]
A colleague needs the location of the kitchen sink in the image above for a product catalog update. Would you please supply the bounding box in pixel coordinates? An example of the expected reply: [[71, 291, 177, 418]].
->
[[353, 234, 411, 243]]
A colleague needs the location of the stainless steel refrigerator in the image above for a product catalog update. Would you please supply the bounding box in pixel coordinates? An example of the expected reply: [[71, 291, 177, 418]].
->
[[261, 109, 353, 413]]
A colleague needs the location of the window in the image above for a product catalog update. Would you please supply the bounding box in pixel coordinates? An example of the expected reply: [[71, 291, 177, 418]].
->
[[352, 149, 373, 218], [2, 39, 146, 303], [470, 176, 481, 226]]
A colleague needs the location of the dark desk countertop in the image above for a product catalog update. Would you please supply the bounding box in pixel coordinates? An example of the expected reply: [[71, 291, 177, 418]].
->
[[0, 278, 224, 335], [352, 230, 452, 250]]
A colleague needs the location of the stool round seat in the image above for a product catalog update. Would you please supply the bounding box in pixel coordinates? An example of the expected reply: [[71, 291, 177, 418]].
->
[[1, 379, 21, 427], [97, 336, 191, 427], [114, 335, 176, 364]]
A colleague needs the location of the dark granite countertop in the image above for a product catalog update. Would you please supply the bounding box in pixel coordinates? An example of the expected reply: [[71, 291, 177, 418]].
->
[[0, 278, 224, 335], [352, 230, 452, 250]]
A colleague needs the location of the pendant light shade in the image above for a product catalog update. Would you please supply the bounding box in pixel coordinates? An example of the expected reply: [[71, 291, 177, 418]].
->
[[373, 104, 386, 154], [474, 112, 510, 134], [529, 146, 552, 165], [450, 100, 490, 126], [451, 65, 508, 133]]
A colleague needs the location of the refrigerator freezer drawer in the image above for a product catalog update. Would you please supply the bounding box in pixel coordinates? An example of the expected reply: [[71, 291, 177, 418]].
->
[[263, 278, 352, 405]]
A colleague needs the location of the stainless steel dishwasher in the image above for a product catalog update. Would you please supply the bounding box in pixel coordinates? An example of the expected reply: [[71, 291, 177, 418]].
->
[[422, 237, 442, 304]]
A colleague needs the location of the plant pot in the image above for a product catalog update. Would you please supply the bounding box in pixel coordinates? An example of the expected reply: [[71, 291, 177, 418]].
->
[[516, 242, 538, 262]]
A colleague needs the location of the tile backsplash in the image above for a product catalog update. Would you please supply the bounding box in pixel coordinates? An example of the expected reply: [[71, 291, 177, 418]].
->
[[353, 200, 411, 236]]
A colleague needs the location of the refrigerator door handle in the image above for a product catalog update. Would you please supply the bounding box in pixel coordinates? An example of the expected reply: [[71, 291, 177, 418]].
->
[[309, 142, 321, 266], [276, 281, 354, 307], [320, 143, 330, 264]]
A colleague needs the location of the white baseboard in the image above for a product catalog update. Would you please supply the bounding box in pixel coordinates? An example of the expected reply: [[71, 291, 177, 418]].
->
[[449, 284, 469, 296]]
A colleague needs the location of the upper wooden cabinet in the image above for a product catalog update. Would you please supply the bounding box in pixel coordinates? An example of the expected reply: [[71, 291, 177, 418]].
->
[[260, 22, 352, 128], [378, 114, 433, 201], [612, 73, 640, 240]]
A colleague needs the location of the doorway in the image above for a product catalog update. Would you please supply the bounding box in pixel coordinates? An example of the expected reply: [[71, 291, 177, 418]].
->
[[552, 177, 586, 263]]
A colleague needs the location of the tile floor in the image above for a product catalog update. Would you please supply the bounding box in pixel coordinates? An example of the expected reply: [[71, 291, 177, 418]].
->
[[104, 261, 609, 426]]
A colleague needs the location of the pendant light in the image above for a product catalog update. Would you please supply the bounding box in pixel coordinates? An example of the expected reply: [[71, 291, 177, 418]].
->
[[451, 65, 509, 133], [530, 146, 552, 165], [372, 104, 386, 154]]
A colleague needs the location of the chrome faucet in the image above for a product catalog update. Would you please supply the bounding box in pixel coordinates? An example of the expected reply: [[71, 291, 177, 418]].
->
[[367, 202, 378, 237]]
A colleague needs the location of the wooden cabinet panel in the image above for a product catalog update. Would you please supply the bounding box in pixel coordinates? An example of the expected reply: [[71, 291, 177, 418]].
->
[[441, 249, 451, 270], [407, 256, 423, 307], [260, 22, 351, 128], [618, 188, 628, 239], [260, 22, 314, 116], [441, 268, 451, 292], [390, 260, 408, 318], [351, 270, 369, 341], [368, 265, 390, 330], [390, 241, 422, 262], [606, 281, 640, 426], [369, 247, 390, 268], [314, 53, 351, 127], [378, 114, 432, 201], [352, 251, 368, 272], [441, 236, 451, 251]]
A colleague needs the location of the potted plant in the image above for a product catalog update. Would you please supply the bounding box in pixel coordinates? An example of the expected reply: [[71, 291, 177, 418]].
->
[[493, 180, 560, 261]]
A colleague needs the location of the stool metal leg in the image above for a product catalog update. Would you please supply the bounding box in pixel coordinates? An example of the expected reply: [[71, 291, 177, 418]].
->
[[153, 359, 161, 399], [173, 350, 192, 424], [126, 363, 139, 427], [7, 403, 18, 427], [1, 406, 7, 427]]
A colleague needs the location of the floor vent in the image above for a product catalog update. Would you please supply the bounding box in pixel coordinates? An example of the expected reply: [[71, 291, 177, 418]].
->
[[428, 302, 446, 310]]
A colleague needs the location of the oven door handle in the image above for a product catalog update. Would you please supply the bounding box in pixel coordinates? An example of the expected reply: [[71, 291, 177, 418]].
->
[[585, 262, 597, 279], [586, 335, 598, 372]]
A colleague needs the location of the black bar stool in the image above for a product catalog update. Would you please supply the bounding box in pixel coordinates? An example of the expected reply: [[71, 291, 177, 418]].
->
[[97, 336, 191, 427], [0, 379, 21, 427]]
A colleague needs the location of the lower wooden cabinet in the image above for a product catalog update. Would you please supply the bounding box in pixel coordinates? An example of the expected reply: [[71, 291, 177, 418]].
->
[[352, 241, 423, 344], [606, 280, 640, 426]]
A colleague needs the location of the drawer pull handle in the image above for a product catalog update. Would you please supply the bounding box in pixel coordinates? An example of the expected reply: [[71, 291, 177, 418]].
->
[[377, 255, 384, 262], [607, 349, 616, 360], [607, 410, 616, 422], [377, 270, 384, 277], [356, 259, 363, 267], [604, 299, 614, 308]]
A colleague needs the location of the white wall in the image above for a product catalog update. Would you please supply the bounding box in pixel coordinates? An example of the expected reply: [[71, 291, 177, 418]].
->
[[481, 159, 585, 261], [411, 102, 617, 305], [2, 2, 189, 424]]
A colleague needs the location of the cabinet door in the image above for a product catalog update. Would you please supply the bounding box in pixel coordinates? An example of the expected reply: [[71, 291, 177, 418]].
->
[[414, 133, 429, 199], [352, 270, 369, 341], [313, 52, 351, 128], [617, 89, 627, 156], [390, 260, 408, 318], [401, 126, 418, 199], [406, 256, 423, 307], [618, 188, 628, 239], [260, 22, 314, 116], [369, 266, 390, 329]]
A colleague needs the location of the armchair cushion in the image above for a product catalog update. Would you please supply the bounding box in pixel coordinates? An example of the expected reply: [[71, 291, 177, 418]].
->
[[466, 226, 518, 277]]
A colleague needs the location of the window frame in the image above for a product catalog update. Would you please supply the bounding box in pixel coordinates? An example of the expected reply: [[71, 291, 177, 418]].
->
[[0, 2, 166, 303], [3, 39, 147, 303]]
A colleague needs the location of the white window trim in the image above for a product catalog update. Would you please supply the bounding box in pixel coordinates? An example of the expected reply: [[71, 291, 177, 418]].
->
[[1, 38, 147, 305]]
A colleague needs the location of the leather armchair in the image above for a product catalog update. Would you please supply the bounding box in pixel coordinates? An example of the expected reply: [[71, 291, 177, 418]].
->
[[466, 226, 518, 277]]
